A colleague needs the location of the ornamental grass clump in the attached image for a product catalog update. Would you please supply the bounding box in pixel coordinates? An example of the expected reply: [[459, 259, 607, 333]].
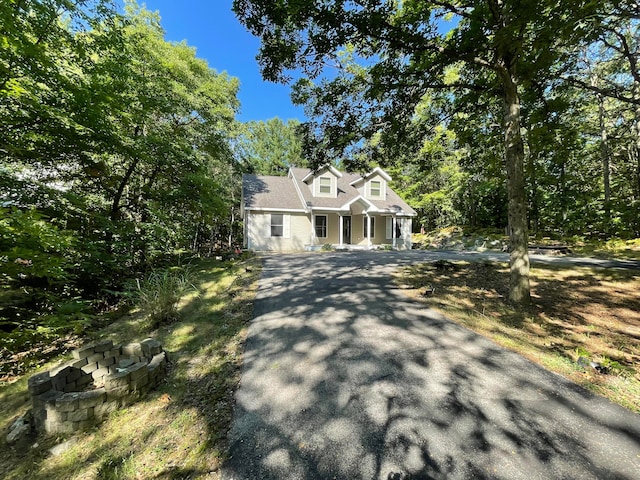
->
[[136, 266, 199, 327]]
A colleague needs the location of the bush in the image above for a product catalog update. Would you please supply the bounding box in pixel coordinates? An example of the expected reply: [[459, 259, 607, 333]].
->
[[134, 266, 199, 327]]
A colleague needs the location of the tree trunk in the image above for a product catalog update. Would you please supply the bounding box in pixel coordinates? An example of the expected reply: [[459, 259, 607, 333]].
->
[[635, 107, 640, 201], [597, 91, 611, 231], [501, 71, 531, 305]]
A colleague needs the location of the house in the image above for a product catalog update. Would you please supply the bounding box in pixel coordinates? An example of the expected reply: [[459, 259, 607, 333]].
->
[[241, 165, 416, 251]]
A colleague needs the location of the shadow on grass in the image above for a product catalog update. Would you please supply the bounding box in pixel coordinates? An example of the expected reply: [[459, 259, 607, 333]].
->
[[0, 256, 261, 480]]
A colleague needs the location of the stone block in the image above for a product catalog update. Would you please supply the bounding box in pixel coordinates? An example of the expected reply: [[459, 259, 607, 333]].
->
[[76, 373, 93, 387], [105, 371, 130, 391], [67, 367, 83, 383], [77, 389, 106, 408], [50, 365, 71, 379], [33, 390, 64, 410], [118, 358, 135, 369], [71, 357, 88, 369], [94, 401, 118, 419], [81, 362, 99, 374], [97, 356, 115, 368], [87, 352, 105, 363], [44, 406, 68, 422], [55, 393, 80, 412], [106, 387, 129, 404], [127, 362, 148, 381], [93, 339, 113, 353], [122, 342, 143, 357], [67, 407, 93, 422], [28, 372, 52, 395], [51, 376, 66, 391], [46, 419, 75, 434], [63, 382, 78, 393], [91, 367, 109, 381], [131, 375, 149, 392], [106, 346, 122, 358], [73, 420, 95, 431], [73, 343, 96, 360], [140, 338, 162, 357]]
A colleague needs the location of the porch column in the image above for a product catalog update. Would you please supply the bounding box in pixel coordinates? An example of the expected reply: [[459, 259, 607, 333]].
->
[[311, 213, 315, 244], [339, 214, 344, 246], [392, 215, 397, 249], [366, 214, 371, 249]]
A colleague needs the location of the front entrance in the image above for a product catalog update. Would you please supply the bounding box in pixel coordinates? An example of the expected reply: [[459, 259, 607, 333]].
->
[[342, 216, 351, 244]]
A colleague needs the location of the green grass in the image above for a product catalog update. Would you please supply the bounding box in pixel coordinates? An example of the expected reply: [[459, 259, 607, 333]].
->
[[0, 256, 261, 480]]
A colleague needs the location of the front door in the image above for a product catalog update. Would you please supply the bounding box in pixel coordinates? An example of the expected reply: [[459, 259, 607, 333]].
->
[[342, 216, 351, 244]]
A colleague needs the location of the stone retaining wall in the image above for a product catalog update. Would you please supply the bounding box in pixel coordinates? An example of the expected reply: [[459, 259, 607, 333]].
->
[[28, 338, 168, 435]]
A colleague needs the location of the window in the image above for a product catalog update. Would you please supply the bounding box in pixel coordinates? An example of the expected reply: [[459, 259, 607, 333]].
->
[[370, 180, 381, 197], [315, 215, 327, 238], [319, 177, 331, 194], [271, 214, 284, 237], [363, 217, 375, 238]]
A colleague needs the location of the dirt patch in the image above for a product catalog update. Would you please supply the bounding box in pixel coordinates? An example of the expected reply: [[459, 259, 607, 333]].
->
[[395, 261, 640, 412]]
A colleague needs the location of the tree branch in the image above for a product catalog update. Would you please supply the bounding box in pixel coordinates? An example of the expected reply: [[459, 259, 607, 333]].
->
[[562, 75, 640, 105]]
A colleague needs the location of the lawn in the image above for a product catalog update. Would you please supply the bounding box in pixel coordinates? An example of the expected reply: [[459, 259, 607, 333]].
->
[[395, 260, 640, 413], [0, 256, 261, 480]]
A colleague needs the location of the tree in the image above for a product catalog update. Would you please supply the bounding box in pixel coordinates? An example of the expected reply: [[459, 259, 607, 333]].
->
[[234, 0, 607, 304], [235, 117, 305, 175]]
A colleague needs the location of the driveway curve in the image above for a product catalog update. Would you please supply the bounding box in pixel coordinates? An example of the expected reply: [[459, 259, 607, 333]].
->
[[223, 251, 640, 480]]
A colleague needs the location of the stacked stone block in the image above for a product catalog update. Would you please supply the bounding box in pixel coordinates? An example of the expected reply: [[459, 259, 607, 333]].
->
[[28, 338, 168, 435]]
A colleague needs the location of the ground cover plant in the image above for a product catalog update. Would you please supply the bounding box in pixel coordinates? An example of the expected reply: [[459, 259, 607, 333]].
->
[[0, 256, 260, 480], [395, 261, 640, 413]]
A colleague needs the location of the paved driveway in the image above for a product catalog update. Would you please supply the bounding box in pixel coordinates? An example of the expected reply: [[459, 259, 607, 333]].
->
[[223, 251, 640, 479]]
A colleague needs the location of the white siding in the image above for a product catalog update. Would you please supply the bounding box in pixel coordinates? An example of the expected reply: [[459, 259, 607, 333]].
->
[[365, 173, 387, 201], [247, 212, 311, 251]]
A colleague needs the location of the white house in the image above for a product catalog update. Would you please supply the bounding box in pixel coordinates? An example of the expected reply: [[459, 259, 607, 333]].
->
[[241, 165, 416, 251]]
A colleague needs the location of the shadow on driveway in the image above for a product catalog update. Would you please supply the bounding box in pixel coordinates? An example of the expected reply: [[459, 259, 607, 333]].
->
[[223, 252, 640, 480]]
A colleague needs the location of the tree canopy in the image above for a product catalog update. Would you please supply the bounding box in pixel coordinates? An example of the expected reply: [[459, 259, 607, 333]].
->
[[1, 1, 242, 354], [233, 0, 638, 304]]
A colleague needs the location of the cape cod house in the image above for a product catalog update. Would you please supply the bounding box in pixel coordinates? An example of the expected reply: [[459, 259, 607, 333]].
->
[[241, 165, 416, 251]]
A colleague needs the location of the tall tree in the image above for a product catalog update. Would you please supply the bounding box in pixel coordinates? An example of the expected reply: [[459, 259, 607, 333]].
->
[[235, 117, 305, 175], [234, 0, 605, 304]]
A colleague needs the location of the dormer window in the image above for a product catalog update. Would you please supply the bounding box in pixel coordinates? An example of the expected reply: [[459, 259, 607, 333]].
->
[[370, 180, 381, 197], [319, 177, 331, 194]]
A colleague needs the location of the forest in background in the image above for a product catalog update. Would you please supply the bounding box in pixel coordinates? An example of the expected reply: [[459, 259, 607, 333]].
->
[[2, 0, 640, 365], [0, 0, 305, 369]]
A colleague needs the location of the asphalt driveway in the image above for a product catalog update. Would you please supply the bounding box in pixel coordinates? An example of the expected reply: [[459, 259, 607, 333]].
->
[[223, 251, 640, 479]]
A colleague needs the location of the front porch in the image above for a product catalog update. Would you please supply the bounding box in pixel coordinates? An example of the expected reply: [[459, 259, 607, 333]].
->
[[305, 208, 411, 251]]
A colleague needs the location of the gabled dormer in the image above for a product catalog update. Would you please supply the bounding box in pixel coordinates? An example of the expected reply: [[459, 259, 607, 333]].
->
[[350, 167, 391, 201], [302, 164, 342, 198]]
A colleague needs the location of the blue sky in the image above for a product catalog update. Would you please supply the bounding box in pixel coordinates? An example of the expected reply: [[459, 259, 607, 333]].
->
[[140, 0, 305, 123]]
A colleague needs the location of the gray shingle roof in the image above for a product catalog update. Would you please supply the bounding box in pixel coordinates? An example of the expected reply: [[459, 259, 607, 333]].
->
[[242, 174, 305, 210], [243, 168, 416, 215]]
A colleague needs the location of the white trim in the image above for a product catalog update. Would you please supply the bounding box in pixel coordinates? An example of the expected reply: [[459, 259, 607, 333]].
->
[[364, 216, 375, 240], [314, 214, 328, 238], [349, 166, 392, 186], [289, 168, 310, 211], [245, 207, 307, 213], [301, 164, 343, 182], [341, 195, 377, 211]]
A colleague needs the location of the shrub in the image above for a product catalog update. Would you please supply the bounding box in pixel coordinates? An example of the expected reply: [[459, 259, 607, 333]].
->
[[134, 266, 199, 327]]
